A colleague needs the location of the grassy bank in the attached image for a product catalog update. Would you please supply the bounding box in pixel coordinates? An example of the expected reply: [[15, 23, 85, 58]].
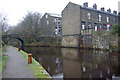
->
[[18, 48, 51, 78], [0, 54, 8, 73], [0, 45, 8, 75]]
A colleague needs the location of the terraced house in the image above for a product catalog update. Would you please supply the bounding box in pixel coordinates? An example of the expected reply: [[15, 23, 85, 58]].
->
[[41, 13, 62, 37], [118, 1, 120, 24], [62, 2, 119, 48]]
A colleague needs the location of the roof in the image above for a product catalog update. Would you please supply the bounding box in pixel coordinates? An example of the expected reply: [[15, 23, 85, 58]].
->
[[63, 2, 118, 17], [47, 13, 62, 18]]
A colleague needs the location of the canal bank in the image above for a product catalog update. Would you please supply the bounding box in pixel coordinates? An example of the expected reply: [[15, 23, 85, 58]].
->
[[0, 42, 8, 79], [17, 47, 51, 78], [24, 43, 118, 53], [2, 46, 34, 78]]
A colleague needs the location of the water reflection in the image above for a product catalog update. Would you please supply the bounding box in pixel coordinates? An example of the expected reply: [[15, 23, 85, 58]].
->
[[24, 47, 63, 76], [24, 47, 119, 79]]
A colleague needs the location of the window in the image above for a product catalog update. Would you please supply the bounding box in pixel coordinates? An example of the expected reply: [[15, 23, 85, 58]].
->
[[46, 14, 48, 18], [58, 22, 61, 25], [106, 24, 110, 31], [103, 24, 106, 30], [94, 23, 98, 31], [113, 17, 116, 23], [58, 30, 61, 33], [55, 27, 57, 29], [81, 22, 86, 30], [47, 21, 49, 25], [55, 29, 58, 34], [88, 12, 91, 20], [58, 18, 61, 21], [54, 19, 56, 22], [98, 14, 102, 22], [99, 24, 102, 30], [100, 25, 102, 28], [107, 16, 110, 23], [88, 22, 92, 29]]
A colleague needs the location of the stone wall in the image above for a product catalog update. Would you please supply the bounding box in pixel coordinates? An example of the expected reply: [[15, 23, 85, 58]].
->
[[92, 34, 118, 49], [62, 35, 79, 47], [78, 33, 118, 50], [82, 35, 93, 48]]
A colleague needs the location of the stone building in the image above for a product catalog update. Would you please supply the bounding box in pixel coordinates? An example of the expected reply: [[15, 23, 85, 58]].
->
[[62, 2, 119, 48], [118, 1, 120, 13], [119, 1, 120, 24], [41, 13, 62, 37]]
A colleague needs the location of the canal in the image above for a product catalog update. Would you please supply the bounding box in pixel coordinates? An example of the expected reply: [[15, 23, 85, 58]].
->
[[24, 47, 119, 79]]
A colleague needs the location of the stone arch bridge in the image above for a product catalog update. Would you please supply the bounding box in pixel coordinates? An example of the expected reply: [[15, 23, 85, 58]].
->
[[2, 34, 24, 50]]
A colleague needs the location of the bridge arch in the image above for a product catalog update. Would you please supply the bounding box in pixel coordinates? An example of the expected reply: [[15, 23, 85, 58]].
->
[[2, 35, 24, 50]]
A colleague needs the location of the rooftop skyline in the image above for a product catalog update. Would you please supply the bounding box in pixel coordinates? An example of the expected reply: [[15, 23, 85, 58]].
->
[[0, 0, 119, 26]]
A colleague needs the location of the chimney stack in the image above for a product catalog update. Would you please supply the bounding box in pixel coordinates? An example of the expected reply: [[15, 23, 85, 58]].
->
[[101, 7, 105, 11], [113, 10, 117, 14], [83, 2, 88, 7], [107, 8, 111, 13], [93, 4, 97, 9]]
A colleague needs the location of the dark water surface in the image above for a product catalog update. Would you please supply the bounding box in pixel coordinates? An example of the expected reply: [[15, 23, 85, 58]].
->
[[24, 47, 119, 79]]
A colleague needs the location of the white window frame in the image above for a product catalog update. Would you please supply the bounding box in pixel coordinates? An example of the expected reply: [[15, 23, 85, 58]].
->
[[55, 29, 58, 34], [47, 21, 49, 25], [94, 24, 98, 31], [107, 16, 109, 23], [46, 14, 48, 18], [81, 22, 86, 30], [88, 12, 91, 20], [98, 14, 102, 22], [88, 22, 91, 29]]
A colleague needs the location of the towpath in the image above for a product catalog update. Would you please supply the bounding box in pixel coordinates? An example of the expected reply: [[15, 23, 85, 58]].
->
[[2, 46, 34, 78]]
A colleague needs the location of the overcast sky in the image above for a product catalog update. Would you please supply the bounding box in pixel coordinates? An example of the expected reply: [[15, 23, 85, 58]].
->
[[0, 0, 120, 26]]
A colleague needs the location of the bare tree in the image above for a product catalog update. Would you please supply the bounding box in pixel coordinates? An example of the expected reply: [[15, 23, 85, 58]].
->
[[17, 12, 42, 42], [0, 13, 8, 35]]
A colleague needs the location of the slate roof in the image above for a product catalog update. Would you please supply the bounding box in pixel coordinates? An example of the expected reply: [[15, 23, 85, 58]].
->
[[65, 2, 118, 17], [48, 13, 62, 18]]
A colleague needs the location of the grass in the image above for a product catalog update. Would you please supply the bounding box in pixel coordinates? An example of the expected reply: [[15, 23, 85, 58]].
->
[[18, 48, 51, 78], [0, 45, 8, 74], [0, 55, 8, 73]]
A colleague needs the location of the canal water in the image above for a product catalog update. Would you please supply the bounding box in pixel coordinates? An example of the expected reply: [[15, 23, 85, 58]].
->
[[24, 47, 119, 79]]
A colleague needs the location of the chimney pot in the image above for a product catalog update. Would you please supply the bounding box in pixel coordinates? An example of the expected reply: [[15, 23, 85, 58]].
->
[[107, 8, 111, 13], [101, 7, 105, 11], [113, 10, 117, 14], [83, 2, 88, 7], [93, 4, 97, 9]]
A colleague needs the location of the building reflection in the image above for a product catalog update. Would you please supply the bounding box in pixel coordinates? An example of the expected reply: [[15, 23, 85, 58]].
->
[[62, 48, 82, 78], [24, 47, 119, 79], [62, 48, 118, 78]]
